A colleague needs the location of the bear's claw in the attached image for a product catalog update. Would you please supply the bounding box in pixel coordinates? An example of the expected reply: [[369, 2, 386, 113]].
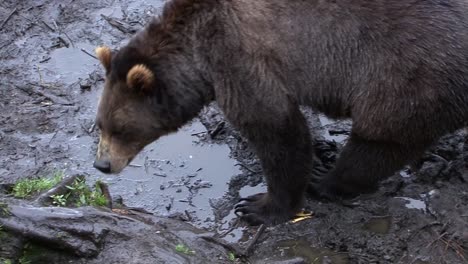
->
[[234, 193, 292, 226]]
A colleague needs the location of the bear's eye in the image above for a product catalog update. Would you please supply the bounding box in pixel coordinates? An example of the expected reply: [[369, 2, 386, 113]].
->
[[111, 126, 133, 138]]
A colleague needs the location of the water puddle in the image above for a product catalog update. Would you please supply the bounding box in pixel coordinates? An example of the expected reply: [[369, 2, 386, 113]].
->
[[67, 120, 241, 228], [396, 197, 427, 211], [41, 43, 98, 84], [239, 183, 267, 197], [260, 239, 349, 264], [399, 168, 412, 178], [215, 183, 267, 243], [318, 114, 349, 143], [363, 216, 392, 234], [97, 6, 124, 19]]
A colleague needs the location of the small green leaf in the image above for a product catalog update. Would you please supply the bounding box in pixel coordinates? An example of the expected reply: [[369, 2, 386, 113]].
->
[[228, 252, 236, 261]]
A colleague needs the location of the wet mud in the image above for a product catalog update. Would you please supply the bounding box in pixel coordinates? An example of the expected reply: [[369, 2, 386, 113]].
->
[[0, 0, 467, 263]]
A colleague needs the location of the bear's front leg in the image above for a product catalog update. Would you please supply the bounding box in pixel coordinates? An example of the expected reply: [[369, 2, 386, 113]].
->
[[228, 103, 314, 226]]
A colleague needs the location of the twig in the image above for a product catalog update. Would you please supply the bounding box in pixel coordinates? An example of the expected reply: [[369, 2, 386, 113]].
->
[[427, 232, 448, 248], [409, 221, 442, 240], [100, 14, 138, 34], [81, 48, 97, 59], [200, 236, 243, 257], [328, 129, 350, 135], [218, 218, 240, 238], [58, 36, 69, 48], [191, 122, 226, 137], [191, 130, 207, 136], [0, 40, 14, 50], [243, 224, 266, 256], [97, 181, 113, 209], [88, 122, 96, 133], [235, 163, 261, 174], [18, 83, 74, 106], [48, 130, 59, 145], [35, 175, 83, 206], [209, 121, 225, 139], [0, 8, 18, 29], [63, 32, 74, 47], [184, 210, 192, 221], [52, 19, 59, 31], [41, 20, 55, 32]]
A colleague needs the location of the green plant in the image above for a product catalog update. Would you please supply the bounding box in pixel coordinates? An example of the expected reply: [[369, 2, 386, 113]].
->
[[228, 252, 236, 261], [1, 259, 12, 264], [19, 257, 30, 264], [175, 244, 195, 255], [65, 178, 108, 207], [12, 171, 63, 198], [0, 224, 4, 239], [50, 194, 68, 207], [0, 203, 9, 217]]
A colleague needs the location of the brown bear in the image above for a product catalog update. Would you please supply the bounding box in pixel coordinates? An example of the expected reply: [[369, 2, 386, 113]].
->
[[93, 0, 468, 225]]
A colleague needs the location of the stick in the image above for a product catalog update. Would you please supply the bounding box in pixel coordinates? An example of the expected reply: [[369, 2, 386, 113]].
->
[[18, 84, 74, 106], [88, 122, 96, 133], [235, 163, 261, 174], [48, 130, 59, 145], [218, 218, 240, 238], [63, 32, 74, 47], [0, 8, 17, 29], [41, 20, 55, 32], [81, 48, 97, 59], [97, 181, 113, 209], [35, 175, 83, 205], [191, 131, 207, 136], [58, 36, 69, 48], [100, 14, 136, 34], [243, 224, 266, 256], [209, 121, 225, 138], [0, 40, 14, 50], [200, 236, 243, 257]]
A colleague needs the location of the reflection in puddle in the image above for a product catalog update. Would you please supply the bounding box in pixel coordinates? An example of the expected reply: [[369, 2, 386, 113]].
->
[[43, 43, 97, 84], [68, 120, 241, 229]]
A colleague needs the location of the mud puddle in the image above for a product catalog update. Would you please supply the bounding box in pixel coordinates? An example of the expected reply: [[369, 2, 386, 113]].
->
[[257, 239, 349, 264], [41, 43, 98, 84], [68, 120, 241, 228], [363, 215, 392, 234], [395, 197, 427, 211]]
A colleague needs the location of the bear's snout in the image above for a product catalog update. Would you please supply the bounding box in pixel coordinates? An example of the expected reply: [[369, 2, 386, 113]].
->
[[94, 159, 111, 173]]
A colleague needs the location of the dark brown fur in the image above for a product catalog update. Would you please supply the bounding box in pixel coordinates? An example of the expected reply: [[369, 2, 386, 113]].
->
[[94, 0, 468, 225]]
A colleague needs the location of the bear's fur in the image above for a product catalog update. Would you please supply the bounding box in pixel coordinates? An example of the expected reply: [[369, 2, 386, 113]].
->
[[94, 0, 468, 225]]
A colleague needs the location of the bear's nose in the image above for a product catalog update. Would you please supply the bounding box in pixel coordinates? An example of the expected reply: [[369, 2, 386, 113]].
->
[[94, 159, 111, 173]]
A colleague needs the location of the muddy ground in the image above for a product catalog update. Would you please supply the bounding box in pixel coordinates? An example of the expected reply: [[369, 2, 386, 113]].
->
[[0, 0, 467, 263]]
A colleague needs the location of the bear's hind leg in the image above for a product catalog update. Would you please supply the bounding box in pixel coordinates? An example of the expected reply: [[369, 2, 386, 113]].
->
[[316, 133, 427, 199]]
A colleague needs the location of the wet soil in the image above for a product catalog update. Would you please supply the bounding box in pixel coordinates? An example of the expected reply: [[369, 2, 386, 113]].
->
[[0, 0, 467, 263]]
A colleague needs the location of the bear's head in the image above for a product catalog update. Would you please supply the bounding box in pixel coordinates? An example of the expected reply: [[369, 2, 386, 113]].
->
[[92, 46, 177, 173]]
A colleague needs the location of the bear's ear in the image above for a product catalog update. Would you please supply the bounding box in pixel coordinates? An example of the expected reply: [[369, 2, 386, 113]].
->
[[95, 46, 112, 72], [126, 64, 155, 92]]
